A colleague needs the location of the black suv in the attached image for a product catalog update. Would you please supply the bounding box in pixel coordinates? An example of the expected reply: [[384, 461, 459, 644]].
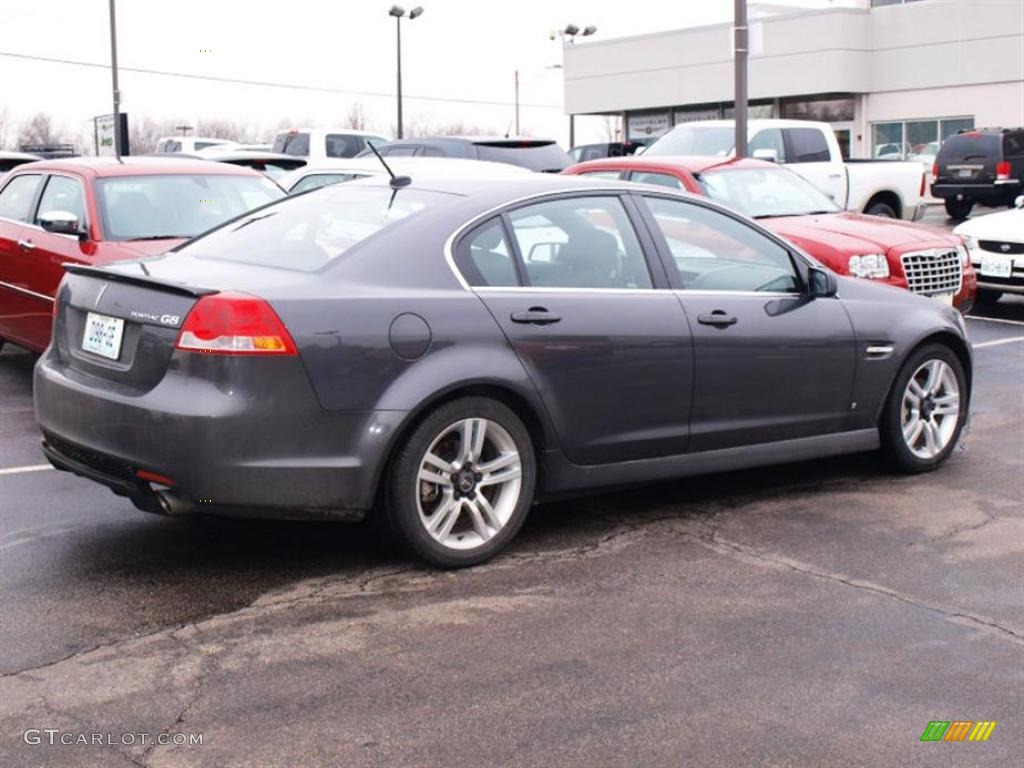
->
[[932, 127, 1024, 219], [358, 136, 571, 173]]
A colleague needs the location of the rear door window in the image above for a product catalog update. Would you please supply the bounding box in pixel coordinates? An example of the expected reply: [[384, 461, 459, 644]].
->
[[325, 134, 361, 158], [273, 132, 311, 156], [749, 129, 787, 162], [0, 174, 43, 222], [455, 218, 519, 287], [506, 196, 652, 289], [782, 128, 830, 163]]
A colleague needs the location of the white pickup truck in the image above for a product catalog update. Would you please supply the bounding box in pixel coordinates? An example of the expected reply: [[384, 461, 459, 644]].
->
[[644, 119, 927, 221]]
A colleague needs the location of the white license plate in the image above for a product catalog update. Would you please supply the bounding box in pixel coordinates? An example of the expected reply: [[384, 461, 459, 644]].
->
[[932, 293, 954, 306], [957, 169, 974, 178], [980, 256, 1013, 278], [82, 312, 125, 360]]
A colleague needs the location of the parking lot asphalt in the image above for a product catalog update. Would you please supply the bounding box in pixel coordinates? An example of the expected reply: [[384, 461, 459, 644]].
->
[[1, 207, 1021, 766]]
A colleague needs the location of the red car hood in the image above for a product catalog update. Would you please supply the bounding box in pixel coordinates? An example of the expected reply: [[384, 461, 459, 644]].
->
[[761, 212, 957, 255]]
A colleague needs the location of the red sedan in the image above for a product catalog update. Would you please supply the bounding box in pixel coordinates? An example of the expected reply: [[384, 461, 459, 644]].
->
[[564, 156, 977, 313], [0, 157, 284, 353]]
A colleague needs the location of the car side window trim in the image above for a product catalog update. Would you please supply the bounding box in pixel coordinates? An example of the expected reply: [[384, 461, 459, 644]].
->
[[445, 188, 684, 293], [631, 191, 810, 294]]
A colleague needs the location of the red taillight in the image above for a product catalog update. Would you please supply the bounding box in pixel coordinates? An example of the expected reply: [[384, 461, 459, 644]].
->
[[136, 469, 174, 486], [996, 161, 1011, 180], [932, 161, 938, 179], [175, 292, 297, 355]]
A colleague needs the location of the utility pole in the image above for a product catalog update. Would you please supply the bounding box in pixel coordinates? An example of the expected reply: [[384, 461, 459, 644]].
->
[[395, 14, 403, 138], [108, 0, 122, 159], [514, 70, 520, 135], [734, 0, 749, 158]]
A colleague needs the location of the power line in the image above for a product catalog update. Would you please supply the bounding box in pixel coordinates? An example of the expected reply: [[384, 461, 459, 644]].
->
[[0, 50, 564, 110]]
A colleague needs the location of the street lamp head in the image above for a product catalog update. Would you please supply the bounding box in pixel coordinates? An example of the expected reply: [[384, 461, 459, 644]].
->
[[409, 6, 423, 19], [582, 25, 597, 36], [562, 23, 579, 37], [389, 5, 405, 18]]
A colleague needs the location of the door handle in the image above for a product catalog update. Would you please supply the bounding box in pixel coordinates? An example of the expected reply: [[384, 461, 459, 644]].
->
[[511, 307, 561, 326], [17, 239, 36, 251], [827, 173, 843, 178], [697, 311, 738, 328]]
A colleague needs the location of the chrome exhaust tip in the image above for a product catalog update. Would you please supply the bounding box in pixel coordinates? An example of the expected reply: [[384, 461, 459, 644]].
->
[[155, 490, 195, 517]]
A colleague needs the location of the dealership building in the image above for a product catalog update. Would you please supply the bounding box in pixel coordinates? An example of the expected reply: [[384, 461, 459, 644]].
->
[[563, 0, 1024, 159]]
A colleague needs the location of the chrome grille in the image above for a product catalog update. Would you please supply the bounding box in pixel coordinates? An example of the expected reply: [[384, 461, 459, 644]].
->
[[979, 240, 1024, 255], [900, 249, 963, 297]]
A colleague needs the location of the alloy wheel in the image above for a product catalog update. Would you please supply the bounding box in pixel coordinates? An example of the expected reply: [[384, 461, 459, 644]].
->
[[900, 359, 961, 460], [415, 418, 523, 550]]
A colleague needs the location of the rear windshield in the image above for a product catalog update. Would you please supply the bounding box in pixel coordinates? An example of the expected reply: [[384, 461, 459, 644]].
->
[[939, 133, 1000, 163], [177, 183, 452, 272], [475, 142, 571, 172], [645, 126, 734, 157], [96, 174, 285, 241], [273, 132, 311, 156]]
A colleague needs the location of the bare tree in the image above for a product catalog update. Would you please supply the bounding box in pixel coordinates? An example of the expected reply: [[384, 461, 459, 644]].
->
[[0, 107, 12, 150], [16, 112, 70, 149], [127, 115, 180, 154], [343, 102, 368, 131]]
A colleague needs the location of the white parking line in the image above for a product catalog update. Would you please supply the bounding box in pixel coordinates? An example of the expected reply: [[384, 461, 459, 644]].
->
[[972, 336, 1024, 349], [968, 315, 1024, 327], [0, 464, 54, 476]]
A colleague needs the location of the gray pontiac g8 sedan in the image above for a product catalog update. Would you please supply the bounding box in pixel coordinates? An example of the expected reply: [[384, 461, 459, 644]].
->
[[34, 174, 972, 567]]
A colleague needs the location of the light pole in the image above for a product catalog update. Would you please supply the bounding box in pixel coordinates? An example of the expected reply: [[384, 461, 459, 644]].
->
[[734, 0, 749, 157], [553, 24, 596, 148], [389, 5, 423, 140], [108, 0, 122, 159]]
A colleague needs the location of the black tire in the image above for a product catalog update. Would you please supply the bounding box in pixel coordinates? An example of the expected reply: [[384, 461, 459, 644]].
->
[[880, 343, 967, 474], [944, 199, 973, 220], [974, 289, 1003, 305], [383, 397, 536, 568], [865, 201, 897, 218]]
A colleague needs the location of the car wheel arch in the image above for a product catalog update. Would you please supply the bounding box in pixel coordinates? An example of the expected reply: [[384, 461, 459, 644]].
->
[[875, 330, 972, 423], [369, 380, 555, 511]]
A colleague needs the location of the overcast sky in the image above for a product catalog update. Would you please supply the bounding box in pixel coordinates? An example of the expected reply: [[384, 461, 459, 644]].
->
[[0, 0, 831, 148]]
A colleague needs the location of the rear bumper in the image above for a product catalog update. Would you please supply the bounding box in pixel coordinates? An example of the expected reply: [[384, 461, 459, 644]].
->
[[931, 184, 1018, 204], [34, 350, 407, 518]]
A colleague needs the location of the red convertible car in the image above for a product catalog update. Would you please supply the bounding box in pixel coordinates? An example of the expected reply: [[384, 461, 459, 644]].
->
[[564, 156, 976, 313], [0, 157, 284, 352]]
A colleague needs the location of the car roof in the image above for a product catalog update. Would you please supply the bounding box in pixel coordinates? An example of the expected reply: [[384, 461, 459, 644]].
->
[[6, 156, 265, 178], [567, 155, 779, 174], [275, 128, 388, 137]]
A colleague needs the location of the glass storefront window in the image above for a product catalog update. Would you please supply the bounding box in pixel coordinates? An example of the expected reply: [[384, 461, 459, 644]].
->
[[780, 97, 855, 123], [872, 117, 975, 160], [722, 103, 774, 120]]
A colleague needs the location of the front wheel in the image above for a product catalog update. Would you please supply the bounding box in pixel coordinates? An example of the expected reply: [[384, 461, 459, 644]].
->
[[881, 344, 967, 473], [384, 397, 536, 568]]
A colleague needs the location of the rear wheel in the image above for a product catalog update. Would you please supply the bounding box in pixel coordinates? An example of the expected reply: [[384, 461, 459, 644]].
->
[[865, 201, 897, 218], [944, 198, 973, 220], [384, 397, 536, 568], [881, 344, 967, 473]]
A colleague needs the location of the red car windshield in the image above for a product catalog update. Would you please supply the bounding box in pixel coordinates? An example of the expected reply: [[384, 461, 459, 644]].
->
[[698, 167, 840, 219]]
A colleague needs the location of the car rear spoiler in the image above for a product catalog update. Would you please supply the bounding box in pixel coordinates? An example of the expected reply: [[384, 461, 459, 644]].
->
[[62, 264, 218, 298]]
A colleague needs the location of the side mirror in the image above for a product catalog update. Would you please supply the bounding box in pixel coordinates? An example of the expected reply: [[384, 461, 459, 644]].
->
[[807, 266, 837, 298], [1015, 195, 1024, 209], [752, 148, 779, 163], [39, 210, 85, 239]]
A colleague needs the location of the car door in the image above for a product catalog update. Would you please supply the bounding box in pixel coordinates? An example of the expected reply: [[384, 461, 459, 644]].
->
[[777, 127, 847, 204], [453, 193, 694, 465], [637, 193, 857, 452], [16, 173, 96, 347], [0, 172, 47, 347]]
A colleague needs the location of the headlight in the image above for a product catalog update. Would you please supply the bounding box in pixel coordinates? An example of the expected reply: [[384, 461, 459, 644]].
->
[[848, 254, 890, 279], [956, 243, 971, 266]]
